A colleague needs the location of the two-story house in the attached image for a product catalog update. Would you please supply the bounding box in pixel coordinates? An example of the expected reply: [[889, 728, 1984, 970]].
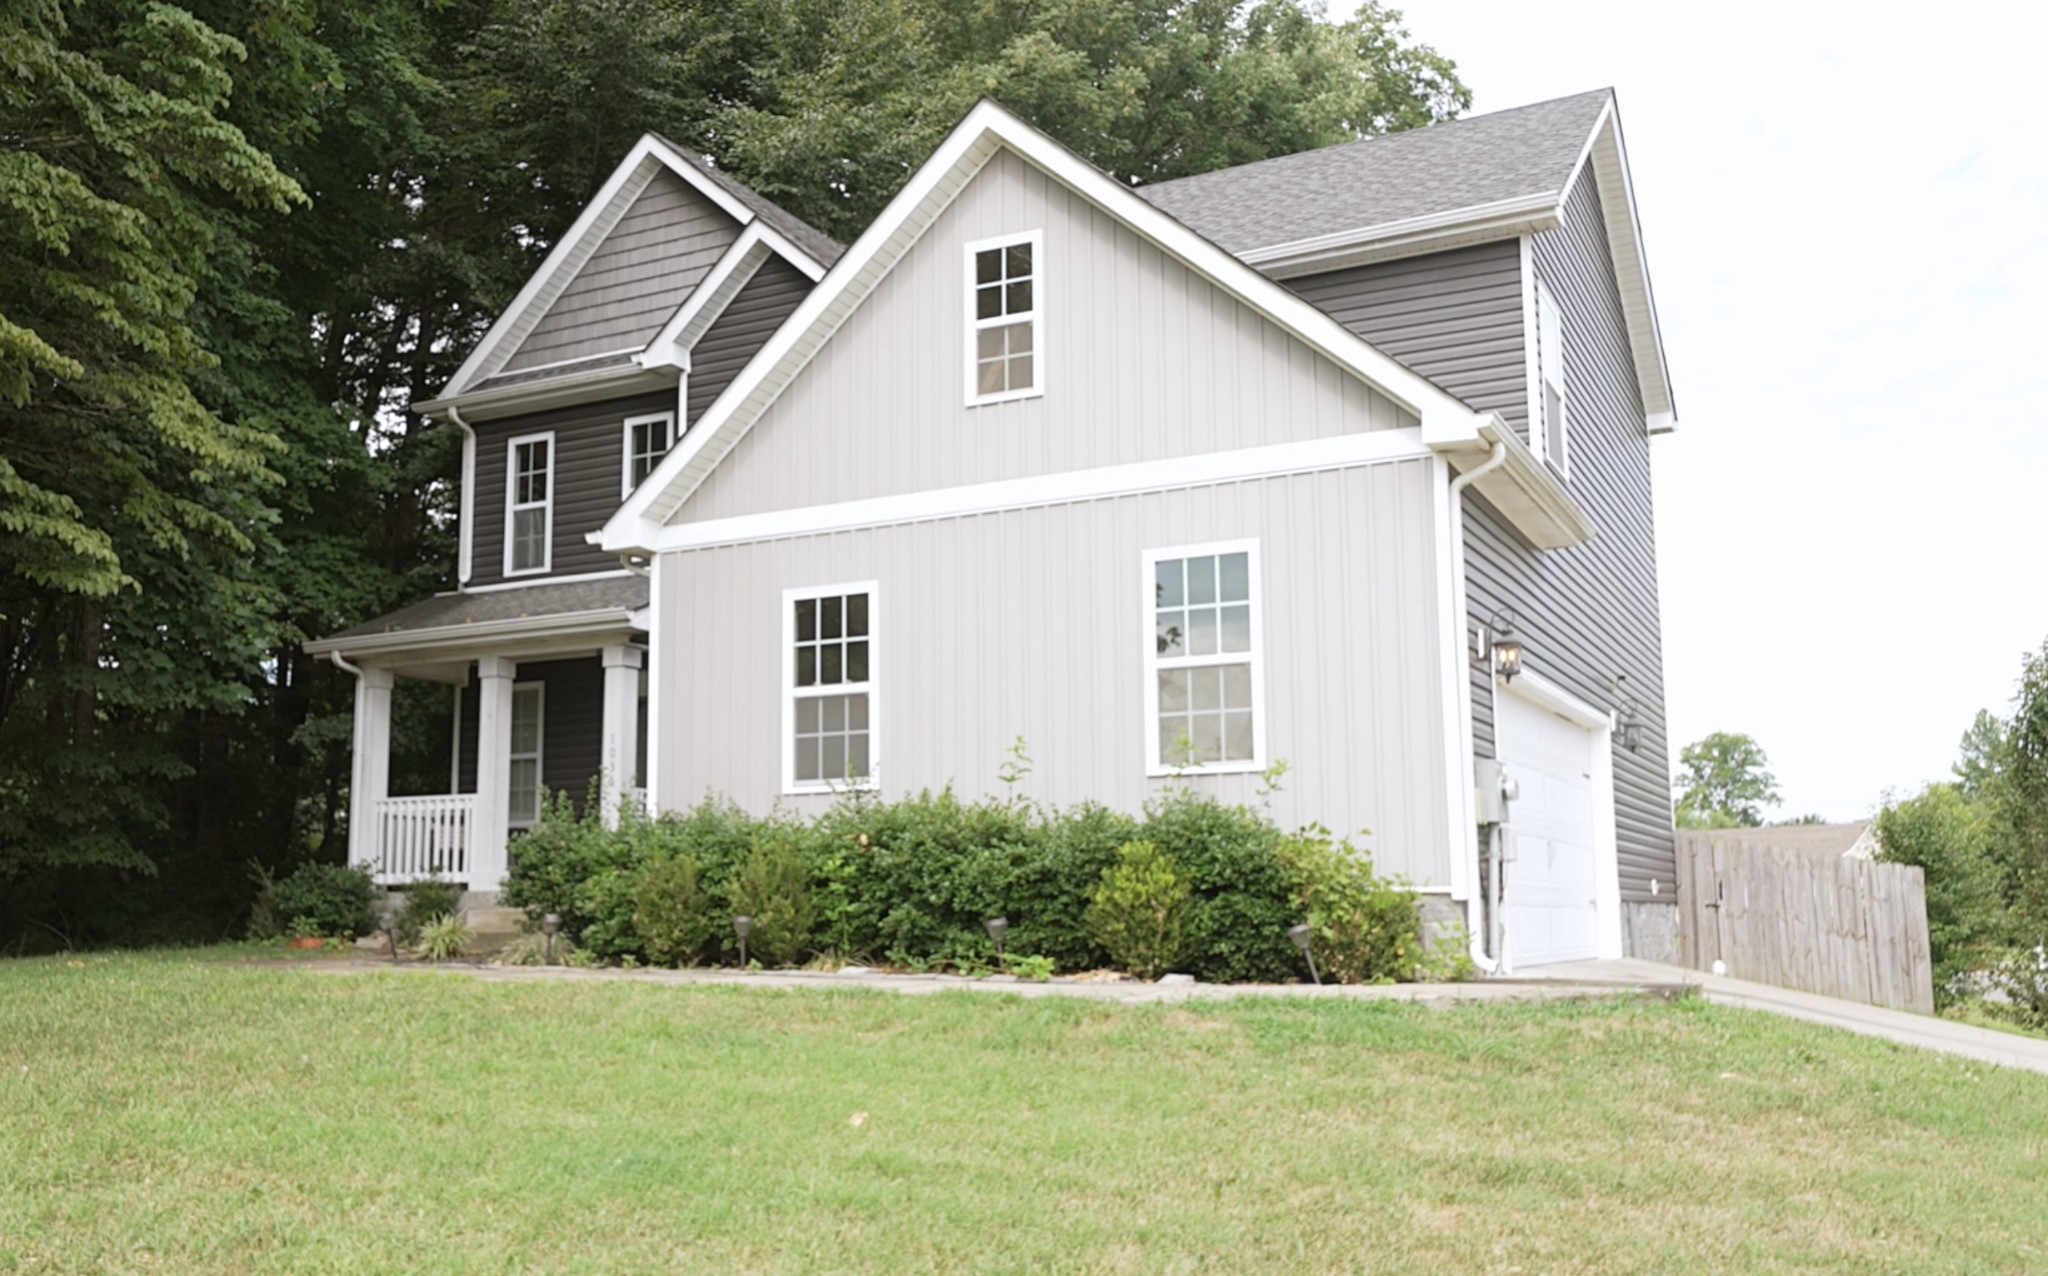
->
[[309, 89, 1680, 970]]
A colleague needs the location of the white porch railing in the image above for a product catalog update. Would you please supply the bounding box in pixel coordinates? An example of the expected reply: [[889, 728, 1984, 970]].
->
[[371, 794, 477, 884]]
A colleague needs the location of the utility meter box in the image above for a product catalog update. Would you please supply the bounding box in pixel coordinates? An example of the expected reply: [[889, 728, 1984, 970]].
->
[[1474, 758, 1520, 824]]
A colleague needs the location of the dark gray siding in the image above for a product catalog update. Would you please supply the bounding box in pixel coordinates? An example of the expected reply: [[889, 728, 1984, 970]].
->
[[455, 656, 605, 813], [686, 256, 811, 426], [1286, 240, 1529, 436], [1289, 194, 1674, 906], [468, 390, 674, 586]]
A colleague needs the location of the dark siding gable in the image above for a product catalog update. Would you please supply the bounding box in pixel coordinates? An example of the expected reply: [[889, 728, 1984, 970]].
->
[[687, 256, 812, 426]]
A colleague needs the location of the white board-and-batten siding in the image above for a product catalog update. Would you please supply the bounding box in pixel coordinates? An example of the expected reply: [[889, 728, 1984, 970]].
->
[[655, 459, 1454, 888], [503, 170, 743, 372], [673, 148, 1418, 528]]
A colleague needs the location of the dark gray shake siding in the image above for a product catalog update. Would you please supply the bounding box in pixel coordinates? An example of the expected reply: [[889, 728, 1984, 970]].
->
[[455, 656, 605, 813], [687, 256, 812, 426], [468, 390, 675, 586], [1285, 177, 1676, 911]]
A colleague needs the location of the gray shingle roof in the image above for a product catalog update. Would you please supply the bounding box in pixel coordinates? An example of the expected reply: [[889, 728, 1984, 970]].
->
[[654, 135, 846, 269], [1137, 90, 1613, 255], [320, 576, 649, 643]]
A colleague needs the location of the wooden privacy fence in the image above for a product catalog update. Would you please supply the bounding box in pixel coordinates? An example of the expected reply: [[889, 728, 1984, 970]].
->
[[1676, 832, 1935, 1014]]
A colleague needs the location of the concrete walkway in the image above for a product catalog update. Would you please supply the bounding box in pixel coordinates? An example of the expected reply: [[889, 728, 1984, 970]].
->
[[1529, 957, 2048, 1078], [285, 956, 1674, 1008]]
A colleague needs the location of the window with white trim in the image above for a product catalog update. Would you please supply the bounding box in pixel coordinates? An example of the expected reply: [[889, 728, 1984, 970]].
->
[[967, 231, 1040, 404], [784, 584, 875, 791], [505, 432, 553, 575], [1145, 543, 1262, 772], [508, 682, 544, 827], [1535, 279, 1567, 474], [622, 411, 675, 497]]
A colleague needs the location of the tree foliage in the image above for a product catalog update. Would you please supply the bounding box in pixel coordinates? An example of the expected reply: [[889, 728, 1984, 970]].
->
[[0, 0, 1468, 949], [1673, 732, 1781, 829]]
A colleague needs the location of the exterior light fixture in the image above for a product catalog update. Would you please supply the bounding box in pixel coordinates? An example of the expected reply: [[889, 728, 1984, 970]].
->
[[984, 917, 1009, 965], [1616, 697, 1645, 753], [542, 912, 561, 965], [1476, 607, 1523, 684], [733, 915, 754, 969], [1287, 923, 1322, 986]]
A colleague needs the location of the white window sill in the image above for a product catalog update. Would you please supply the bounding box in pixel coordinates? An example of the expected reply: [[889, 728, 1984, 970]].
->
[[966, 386, 1044, 409], [781, 780, 877, 798], [1144, 759, 1267, 779], [502, 565, 552, 579]]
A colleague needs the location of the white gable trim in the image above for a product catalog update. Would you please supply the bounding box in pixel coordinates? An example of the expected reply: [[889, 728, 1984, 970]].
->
[[600, 99, 1489, 555], [1561, 102, 1677, 432], [439, 134, 829, 401], [637, 229, 773, 370]]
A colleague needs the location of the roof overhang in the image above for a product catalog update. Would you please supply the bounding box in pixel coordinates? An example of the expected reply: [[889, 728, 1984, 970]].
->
[[305, 606, 644, 682], [1427, 412, 1595, 550], [600, 99, 1496, 556], [414, 360, 676, 423], [1245, 192, 1562, 279]]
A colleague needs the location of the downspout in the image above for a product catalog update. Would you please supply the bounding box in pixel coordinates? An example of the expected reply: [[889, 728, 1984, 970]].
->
[[327, 649, 366, 680], [445, 405, 477, 588], [1447, 441, 1509, 974]]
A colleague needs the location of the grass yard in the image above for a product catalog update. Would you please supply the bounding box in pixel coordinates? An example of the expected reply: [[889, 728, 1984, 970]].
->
[[3, 952, 2046, 1274]]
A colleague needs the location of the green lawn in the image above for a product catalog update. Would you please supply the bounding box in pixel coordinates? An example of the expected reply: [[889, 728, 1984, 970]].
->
[[3, 952, 2046, 1274]]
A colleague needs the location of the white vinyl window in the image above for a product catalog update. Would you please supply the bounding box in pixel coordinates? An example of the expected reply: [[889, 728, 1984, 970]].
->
[[504, 432, 554, 576], [622, 411, 675, 497], [508, 682, 544, 828], [1143, 541, 1263, 774], [1535, 279, 1568, 475], [783, 582, 876, 793], [965, 230, 1042, 405]]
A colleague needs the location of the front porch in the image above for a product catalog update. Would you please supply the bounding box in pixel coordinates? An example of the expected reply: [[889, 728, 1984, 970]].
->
[[306, 577, 651, 893]]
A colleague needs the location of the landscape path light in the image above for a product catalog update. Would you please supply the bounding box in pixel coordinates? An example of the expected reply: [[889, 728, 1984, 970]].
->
[[542, 913, 561, 965], [984, 917, 1009, 967], [1287, 923, 1322, 985], [734, 915, 754, 969]]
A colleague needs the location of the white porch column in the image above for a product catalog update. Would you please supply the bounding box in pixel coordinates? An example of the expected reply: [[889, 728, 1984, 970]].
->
[[346, 666, 394, 872], [471, 656, 517, 893], [599, 644, 644, 827]]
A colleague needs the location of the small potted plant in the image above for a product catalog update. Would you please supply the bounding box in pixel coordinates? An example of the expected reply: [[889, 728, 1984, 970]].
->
[[286, 917, 326, 950]]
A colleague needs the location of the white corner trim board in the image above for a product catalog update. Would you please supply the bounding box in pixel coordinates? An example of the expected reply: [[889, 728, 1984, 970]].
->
[[599, 99, 1489, 553], [642, 429, 1434, 553]]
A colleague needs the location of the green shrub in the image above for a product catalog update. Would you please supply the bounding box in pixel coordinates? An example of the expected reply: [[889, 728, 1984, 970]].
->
[[416, 913, 473, 962], [633, 853, 720, 966], [1086, 841, 1192, 979], [267, 862, 377, 938], [728, 834, 817, 967], [1276, 826, 1420, 984], [397, 875, 463, 945], [1140, 791, 1298, 982]]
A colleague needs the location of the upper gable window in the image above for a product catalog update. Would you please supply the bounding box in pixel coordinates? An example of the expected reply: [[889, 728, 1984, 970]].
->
[[1535, 279, 1568, 475], [505, 432, 554, 576], [622, 411, 675, 497], [966, 231, 1042, 405]]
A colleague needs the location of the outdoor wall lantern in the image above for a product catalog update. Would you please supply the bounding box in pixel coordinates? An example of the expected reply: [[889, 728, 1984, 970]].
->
[[733, 915, 754, 969], [542, 913, 561, 965], [984, 917, 1009, 965], [1474, 607, 1523, 683], [1287, 923, 1322, 986], [1616, 697, 1645, 753]]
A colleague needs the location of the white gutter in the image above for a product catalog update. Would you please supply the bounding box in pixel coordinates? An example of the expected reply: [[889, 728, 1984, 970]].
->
[[445, 405, 477, 586], [1446, 440, 1507, 975], [304, 606, 640, 659]]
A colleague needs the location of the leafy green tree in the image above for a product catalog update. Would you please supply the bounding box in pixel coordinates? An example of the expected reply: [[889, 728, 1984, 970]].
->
[[1991, 641, 2048, 933], [1875, 783, 2008, 999], [1955, 708, 2006, 800], [1673, 732, 1781, 829]]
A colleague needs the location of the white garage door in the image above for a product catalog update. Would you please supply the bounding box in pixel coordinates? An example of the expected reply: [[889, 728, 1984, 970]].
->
[[1498, 689, 1601, 966]]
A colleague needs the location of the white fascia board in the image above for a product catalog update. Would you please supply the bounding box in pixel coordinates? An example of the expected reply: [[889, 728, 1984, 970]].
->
[[1246, 193, 1563, 280], [303, 608, 641, 660], [633, 429, 1433, 554], [1573, 108, 1677, 431], [602, 100, 1486, 547], [1432, 413, 1595, 550], [638, 228, 773, 369], [416, 363, 673, 423]]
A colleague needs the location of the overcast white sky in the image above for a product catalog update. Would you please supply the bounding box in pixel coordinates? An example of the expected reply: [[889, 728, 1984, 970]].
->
[[1331, 0, 2048, 820]]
